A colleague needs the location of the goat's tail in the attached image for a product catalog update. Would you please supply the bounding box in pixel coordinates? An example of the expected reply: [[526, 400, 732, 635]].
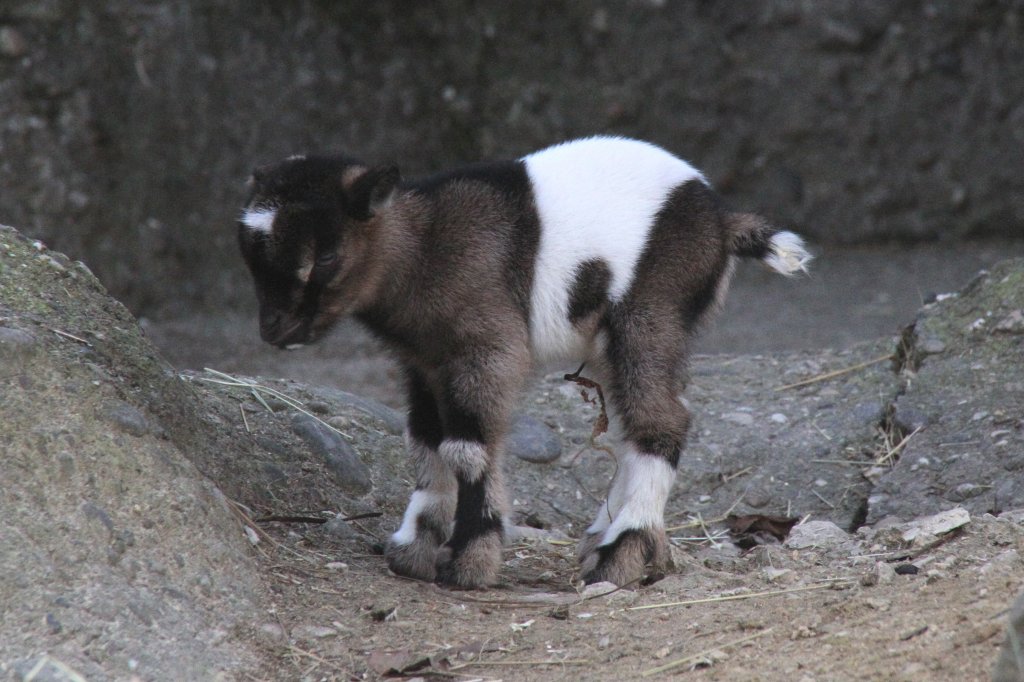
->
[[725, 212, 812, 277]]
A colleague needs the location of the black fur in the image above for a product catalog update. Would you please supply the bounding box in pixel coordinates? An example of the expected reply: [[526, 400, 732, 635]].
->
[[567, 259, 612, 324]]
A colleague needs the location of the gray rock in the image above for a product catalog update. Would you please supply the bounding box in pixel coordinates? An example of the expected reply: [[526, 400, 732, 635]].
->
[[0, 326, 38, 359], [311, 387, 405, 435], [291, 414, 372, 494], [868, 260, 1024, 523], [784, 520, 851, 550], [323, 515, 361, 543], [100, 402, 151, 437], [507, 413, 563, 464]]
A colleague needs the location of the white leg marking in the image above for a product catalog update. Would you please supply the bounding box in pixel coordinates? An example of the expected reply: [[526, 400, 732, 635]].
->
[[438, 439, 488, 481], [766, 231, 812, 276], [391, 490, 440, 546], [600, 450, 676, 546]]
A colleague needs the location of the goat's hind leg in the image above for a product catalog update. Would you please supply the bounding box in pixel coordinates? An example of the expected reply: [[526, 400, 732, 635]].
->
[[386, 369, 457, 582], [579, 322, 690, 586]]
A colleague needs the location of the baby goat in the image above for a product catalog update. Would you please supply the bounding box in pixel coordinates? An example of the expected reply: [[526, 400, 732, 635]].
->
[[238, 137, 810, 588]]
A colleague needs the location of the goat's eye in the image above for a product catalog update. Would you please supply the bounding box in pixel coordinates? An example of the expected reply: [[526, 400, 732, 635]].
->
[[315, 252, 338, 267]]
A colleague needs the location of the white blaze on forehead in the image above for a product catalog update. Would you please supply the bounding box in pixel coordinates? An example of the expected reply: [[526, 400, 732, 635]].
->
[[241, 207, 277, 233]]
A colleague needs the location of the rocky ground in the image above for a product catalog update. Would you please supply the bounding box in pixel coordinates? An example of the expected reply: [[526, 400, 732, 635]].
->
[[2, 224, 1024, 681]]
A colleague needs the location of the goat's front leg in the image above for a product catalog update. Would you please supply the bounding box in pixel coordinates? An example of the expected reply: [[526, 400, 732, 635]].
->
[[433, 349, 526, 588], [386, 369, 457, 582]]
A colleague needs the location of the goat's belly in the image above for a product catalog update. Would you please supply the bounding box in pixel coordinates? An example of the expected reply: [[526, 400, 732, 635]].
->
[[529, 297, 591, 363]]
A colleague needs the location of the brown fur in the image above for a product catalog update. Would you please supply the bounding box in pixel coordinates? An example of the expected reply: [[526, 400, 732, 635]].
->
[[238, 151, 804, 590], [579, 528, 672, 586]]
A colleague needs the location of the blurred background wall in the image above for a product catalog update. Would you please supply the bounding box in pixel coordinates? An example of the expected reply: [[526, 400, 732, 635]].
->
[[1, 0, 1021, 317]]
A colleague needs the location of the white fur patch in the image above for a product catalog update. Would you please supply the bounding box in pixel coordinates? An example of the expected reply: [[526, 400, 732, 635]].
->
[[523, 137, 705, 360], [598, 450, 676, 547], [438, 439, 488, 481], [391, 490, 437, 546], [765, 231, 812, 276], [241, 207, 277, 233]]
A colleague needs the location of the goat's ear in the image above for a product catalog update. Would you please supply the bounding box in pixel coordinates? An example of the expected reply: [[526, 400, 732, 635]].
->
[[345, 165, 400, 220]]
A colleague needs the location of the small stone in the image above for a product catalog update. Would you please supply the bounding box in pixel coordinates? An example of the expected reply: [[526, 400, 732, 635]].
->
[[918, 336, 946, 355], [784, 520, 850, 550], [101, 402, 151, 437], [899, 507, 970, 546], [722, 411, 754, 426], [864, 597, 891, 611], [507, 413, 563, 464], [323, 516, 361, 543], [325, 561, 349, 571], [852, 401, 885, 425], [892, 403, 930, 434], [293, 624, 338, 640], [894, 563, 919, 575], [0, 326, 38, 359], [769, 413, 788, 424], [948, 483, 986, 502], [994, 310, 1024, 334], [292, 415, 372, 494], [313, 388, 405, 434], [256, 622, 287, 645]]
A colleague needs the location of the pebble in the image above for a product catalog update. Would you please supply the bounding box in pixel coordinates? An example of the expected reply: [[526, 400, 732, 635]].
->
[[784, 520, 851, 550], [899, 507, 971, 546], [323, 516, 361, 543], [101, 402, 151, 437], [994, 309, 1024, 334], [0, 326, 38, 359], [293, 624, 337, 640], [292, 415, 372, 494], [722, 411, 755, 426], [507, 413, 563, 464], [918, 336, 946, 354], [313, 388, 405, 434], [769, 413, 788, 424], [859, 561, 897, 587], [256, 622, 287, 645]]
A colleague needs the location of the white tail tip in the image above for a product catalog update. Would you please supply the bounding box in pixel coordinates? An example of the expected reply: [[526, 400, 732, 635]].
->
[[765, 231, 812, 276]]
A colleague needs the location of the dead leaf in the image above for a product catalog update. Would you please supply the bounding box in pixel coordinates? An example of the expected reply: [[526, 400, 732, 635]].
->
[[563, 370, 609, 439]]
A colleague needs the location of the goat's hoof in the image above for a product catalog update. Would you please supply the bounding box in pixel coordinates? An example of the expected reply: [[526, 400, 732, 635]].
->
[[385, 538, 440, 582], [434, 534, 502, 589], [579, 528, 672, 587]]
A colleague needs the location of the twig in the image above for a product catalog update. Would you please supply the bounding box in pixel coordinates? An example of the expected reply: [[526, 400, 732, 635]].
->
[[625, 582, 848, 612], [640, 628, 774, 677], [877, 426, 923, 467], [254, 511, 383, 524], [239, 404, 251, 433], [451, 659, 592, 670], [192, 368, 349, 440], [776, 354, 894, 391], [811, 490, 836, 509], [51, 328, 93, 347]]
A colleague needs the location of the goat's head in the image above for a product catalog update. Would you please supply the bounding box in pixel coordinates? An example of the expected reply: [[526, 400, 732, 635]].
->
[[237, 154, 400, 348]]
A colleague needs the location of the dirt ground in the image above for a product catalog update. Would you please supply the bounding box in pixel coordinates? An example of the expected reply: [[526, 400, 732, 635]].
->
[[146, 241, 1024, 681], [239, 512, 1020, 681]]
